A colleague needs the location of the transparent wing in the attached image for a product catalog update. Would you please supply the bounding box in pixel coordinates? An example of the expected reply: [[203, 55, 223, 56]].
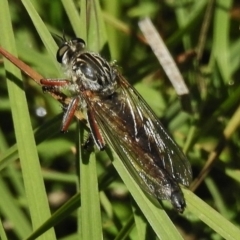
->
[[86, 74, 192, 200], [121, 76, 192, 186]]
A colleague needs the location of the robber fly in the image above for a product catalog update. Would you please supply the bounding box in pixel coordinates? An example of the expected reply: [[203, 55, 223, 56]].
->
[[40, 37, 192, 213]]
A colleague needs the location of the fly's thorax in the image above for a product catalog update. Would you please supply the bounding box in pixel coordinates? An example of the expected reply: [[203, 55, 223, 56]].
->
[[71, 52, 118, 96]]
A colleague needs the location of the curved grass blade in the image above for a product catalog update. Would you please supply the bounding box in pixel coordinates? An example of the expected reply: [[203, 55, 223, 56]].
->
[[185, 189, 240, 240], [0, 0, 56, 239]]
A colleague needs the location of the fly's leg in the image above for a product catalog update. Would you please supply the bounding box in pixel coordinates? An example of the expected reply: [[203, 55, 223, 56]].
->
[[41, 78, 105, 147], [40, 78, 70, 93], [61, 97, 80, 132], [82, 134, 94, 151], [40, 78, 79, 132], [87, 109, 105, 150]]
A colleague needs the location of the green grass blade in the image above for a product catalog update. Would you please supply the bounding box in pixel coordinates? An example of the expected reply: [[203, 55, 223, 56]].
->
[[0, 178, 32, 239], [0, 219, 7, 240], [61, 0, 82, 37], [0, 0, 56, 239], [212, 0, 233, 84], [77, 2, 106, 238], [167, 0, 207, 47], [24, 194, 80, 240], [0, 144, 18, 171], [133, 204, 148, 240], [1, 1, 239, 239], [114, 215, 134, 240], [185, 189, 240, 240], [109, 149, 184, 240], [85, 0, 107, 51], [21, 0, 59, 71], [80, 151, 103, 239]]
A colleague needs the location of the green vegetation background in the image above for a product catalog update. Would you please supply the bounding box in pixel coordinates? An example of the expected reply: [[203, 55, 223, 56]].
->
[[0, 0, 240, 239]]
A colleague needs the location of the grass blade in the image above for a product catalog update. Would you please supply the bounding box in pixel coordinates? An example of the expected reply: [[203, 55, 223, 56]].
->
[[0, 0, 56, 239]]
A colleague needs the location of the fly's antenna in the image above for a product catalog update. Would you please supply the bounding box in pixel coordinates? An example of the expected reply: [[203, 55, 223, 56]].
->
[[51, 32, 65, 46], [62, 30, 67, 42]]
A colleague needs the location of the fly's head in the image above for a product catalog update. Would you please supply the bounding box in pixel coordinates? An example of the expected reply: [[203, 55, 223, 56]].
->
[[56, 37, 85, 66], [57, 37, 117, 96]]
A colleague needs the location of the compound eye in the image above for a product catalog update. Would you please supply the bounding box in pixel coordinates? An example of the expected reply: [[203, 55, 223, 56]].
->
[[56, 44, 69, 63], [56, 38, 86, 63], [72, 37, 85, 46]]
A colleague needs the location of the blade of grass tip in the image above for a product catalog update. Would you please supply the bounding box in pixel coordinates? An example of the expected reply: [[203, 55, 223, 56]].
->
[[79, 135, 103, 238], [106, 149, 184, 239], [21, 0, 60, 72], [0, 1, 56, 239], [184, 189, 240, 240]]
